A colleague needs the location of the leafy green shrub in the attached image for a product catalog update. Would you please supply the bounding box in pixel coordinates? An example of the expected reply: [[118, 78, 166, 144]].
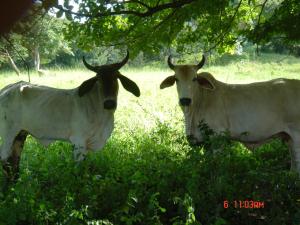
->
[[0, 121, 299, 225]]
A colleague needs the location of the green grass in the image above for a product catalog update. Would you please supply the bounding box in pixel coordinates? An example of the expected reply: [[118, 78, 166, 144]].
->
[[0, 53, 299, 225]]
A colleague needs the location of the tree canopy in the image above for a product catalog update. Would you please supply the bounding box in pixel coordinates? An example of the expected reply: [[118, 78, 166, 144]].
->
[[38, 0, 300, 55], [1, 0, 299, 68]]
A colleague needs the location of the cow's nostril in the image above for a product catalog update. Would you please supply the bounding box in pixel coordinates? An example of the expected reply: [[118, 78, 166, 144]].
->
[[180, 98, 191, 106], [104, 100, 117, 109]]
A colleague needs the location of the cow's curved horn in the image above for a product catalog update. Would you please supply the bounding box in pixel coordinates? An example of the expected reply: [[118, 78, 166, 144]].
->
[[196, 55, 205, 70], [82, 56, 98, 73], [110, 50, 129, 71], [168, 55, 175, 70]]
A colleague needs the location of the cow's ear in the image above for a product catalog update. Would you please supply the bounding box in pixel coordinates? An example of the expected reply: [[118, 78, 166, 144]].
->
[[118, 74, 140, 97], [78, 77, 98, 97], [195, 76, 215, 90], [160, 75, 176, 89]]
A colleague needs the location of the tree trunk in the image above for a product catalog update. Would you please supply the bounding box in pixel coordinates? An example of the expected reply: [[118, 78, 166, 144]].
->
[[33, 45, 46, 76], [33, 45, 40, 71], [5, 49, 20, 76]]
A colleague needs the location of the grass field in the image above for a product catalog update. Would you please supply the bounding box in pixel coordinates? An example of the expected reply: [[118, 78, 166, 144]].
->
[[0, 53, 299, 225]]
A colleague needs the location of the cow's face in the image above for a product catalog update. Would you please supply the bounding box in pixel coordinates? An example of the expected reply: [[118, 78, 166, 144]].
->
[[160, 55, 209, 107], [173, 65, 199, 107], [79, 51, 140, 110], [100, 71, 120, 110]]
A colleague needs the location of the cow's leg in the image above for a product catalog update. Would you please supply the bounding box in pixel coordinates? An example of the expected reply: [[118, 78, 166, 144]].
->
[[0, 133, 17, 190], [8, 131, 27, 182], [286, 140, 296, 171], [73, 145, 87, 161], [291, 145, 300, 174], [1, 136, 16, 178], [70, 136, 87, 161], [287, 139, 300, 174], [1, 131, 27, 184], [0, 135, 15, 162], [295, 152, 300, 174]]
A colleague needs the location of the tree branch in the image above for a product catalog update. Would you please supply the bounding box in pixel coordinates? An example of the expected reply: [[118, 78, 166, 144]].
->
[[123, 0, 151, 10], [125, 8, 178, 45], [205, 0, 243, 52], [152, 9, 177, 31], [257, 0, 268, 27], [2, 36, 31, 82], [55, 0, 196, 18]]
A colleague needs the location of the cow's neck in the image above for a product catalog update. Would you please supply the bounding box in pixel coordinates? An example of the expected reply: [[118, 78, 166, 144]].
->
[[196, 82, 230, 131], [180, 87, 203, 136], [181, 84, 226, 137]]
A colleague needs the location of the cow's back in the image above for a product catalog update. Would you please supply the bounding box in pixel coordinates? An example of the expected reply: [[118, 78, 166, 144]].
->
[[224, 78, 300, 117], [192, 77, 300, 140], [0, 81, 28, 119], [0, 81, 75, 139], [211, 78, 300, 139]]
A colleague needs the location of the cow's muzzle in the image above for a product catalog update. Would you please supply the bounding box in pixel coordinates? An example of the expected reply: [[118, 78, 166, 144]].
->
[[104, 100, 117, 110], [180, 98, 191, 106]]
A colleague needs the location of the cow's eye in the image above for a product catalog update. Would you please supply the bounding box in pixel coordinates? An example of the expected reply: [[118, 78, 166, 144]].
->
[[175, 78, 179, 82]]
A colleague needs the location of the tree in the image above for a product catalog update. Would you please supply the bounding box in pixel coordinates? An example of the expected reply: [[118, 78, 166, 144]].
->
[[19, 14, 73, 72], [0, 34, 29, 75], [39, 0, 299, 55], [0, 4, 72, 75]]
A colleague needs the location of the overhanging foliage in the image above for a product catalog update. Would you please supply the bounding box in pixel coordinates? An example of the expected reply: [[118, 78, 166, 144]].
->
[[38, 0, 300, 55]]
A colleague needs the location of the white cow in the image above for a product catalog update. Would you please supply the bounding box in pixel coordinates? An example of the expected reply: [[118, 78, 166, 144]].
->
[[0, 51, 140, 182], [160, 55, 300, 175]]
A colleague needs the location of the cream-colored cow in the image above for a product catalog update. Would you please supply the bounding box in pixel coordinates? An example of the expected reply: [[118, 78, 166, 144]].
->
[[160, 55, 300, 174], [0, 51, 140, 182]]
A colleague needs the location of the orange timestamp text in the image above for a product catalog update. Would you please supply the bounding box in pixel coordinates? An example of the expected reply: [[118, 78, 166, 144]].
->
[[223, 200, 265, 209]]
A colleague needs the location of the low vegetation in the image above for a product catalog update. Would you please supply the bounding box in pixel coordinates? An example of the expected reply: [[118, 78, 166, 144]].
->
[[0, 54, 299, 225]]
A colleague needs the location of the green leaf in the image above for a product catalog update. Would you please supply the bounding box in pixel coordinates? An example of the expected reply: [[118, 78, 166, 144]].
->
[[65, 12, 73, 21], [66, 5, 74, 10], [63, 0, 70, 8], [56, 10, 64, 18]]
